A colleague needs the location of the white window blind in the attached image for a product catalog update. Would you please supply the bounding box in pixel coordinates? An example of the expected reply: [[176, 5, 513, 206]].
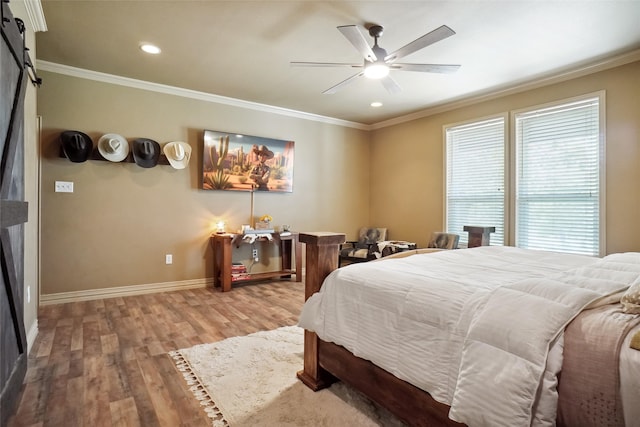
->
[[446, 118, 505, 246], [515, 97, 601, 256]]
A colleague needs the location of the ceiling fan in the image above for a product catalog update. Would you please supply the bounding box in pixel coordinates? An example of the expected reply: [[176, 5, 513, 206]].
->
[[291, 24, 460, 94]]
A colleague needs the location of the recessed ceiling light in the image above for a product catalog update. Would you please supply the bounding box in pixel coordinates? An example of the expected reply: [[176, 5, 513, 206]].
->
[[370, 102, 383, 108], [140, 43, 161, 54]]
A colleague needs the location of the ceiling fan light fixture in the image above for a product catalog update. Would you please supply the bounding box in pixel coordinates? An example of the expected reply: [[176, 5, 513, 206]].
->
[[364, 62, 389, 79]]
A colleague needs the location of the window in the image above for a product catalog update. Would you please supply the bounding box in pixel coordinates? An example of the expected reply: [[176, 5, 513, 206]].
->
[[445, 93, 604, 256], [445, 117, 506, 247], [514, 96, 602, 256]]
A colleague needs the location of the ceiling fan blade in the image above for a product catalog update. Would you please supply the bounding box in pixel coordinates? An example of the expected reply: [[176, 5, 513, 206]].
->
[[291, 61, 363, 68], [385, 25, 456, 63], [390, 63, 461, 73], [381, 75, 402, 94], [338, 25, 377, 62], [323, 72, 364, 94]]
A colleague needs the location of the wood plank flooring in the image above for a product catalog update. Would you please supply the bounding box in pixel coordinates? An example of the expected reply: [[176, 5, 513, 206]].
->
[[7, 280, 304, 427]]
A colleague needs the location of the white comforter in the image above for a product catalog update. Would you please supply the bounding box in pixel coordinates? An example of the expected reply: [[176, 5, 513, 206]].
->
[[298, 246, 640, 427]]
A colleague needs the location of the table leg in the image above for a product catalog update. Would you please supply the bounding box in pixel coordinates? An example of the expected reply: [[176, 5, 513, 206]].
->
[[281, 238, 292, 278], [212, 239, 221, 288], [294, 237, 302, 282], [220, 237, 232, 292]]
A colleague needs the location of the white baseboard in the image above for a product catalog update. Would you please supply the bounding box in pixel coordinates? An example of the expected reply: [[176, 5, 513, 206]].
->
[[40, 278, 213, 305], [26, 319, 39, 354]]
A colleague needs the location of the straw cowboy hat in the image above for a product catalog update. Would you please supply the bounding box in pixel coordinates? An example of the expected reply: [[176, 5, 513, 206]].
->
[[97, 133, 129, 162], [60, 130, 93, 163], [163, 141, 192, 169], [252, 145, 274, 159], [132, 138, 161, 168]]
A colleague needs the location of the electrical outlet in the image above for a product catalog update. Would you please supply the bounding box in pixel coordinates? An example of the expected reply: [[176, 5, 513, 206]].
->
[[55, 181, 74, 193], [252, 249, 258, 258], [165, 254, 172, 264]]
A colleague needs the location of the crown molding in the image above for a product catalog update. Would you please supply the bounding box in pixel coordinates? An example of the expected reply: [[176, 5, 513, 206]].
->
[[38, 48, 640, 132], [370, 49, 640, 130], [36, 61, 370, 131], [22, 0, 47, 32]]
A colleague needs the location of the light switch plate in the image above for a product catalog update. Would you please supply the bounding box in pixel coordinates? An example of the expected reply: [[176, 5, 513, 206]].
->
[[55, 181, 74, 193]]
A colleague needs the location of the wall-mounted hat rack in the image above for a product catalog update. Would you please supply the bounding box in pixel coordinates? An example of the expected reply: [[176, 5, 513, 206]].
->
[[58, 131, 181, 168], [58, 144, 172, 166]]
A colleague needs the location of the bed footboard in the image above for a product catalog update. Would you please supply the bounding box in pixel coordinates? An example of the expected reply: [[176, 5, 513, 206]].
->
[[297, 232, 464, 427], [297, 232, 345, 390]]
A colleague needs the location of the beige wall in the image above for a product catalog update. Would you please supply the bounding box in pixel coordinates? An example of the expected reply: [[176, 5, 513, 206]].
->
[[38, 72, 370, 296], [38, 59, 640, 298], [370, 61, 640, 253]]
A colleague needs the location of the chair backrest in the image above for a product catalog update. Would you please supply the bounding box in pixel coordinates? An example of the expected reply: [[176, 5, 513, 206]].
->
[[427, 232, 459, 249], [357, 227, 387, 244]]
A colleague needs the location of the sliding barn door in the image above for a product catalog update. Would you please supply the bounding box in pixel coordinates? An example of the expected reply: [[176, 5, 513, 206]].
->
[[0, 1, 30, 424]]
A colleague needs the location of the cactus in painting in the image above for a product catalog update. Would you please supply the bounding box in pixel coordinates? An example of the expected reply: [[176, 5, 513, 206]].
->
[[237, 146, 244, 168], [204, 135, 232, 189]]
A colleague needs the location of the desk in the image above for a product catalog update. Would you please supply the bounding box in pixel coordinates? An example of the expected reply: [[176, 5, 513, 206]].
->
[[210, 232, 302, 292]]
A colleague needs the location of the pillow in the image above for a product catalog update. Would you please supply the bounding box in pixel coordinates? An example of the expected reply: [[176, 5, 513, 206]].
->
[[621, 279, 640, 314]]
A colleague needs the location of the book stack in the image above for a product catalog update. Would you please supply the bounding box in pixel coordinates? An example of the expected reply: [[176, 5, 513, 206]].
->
[[231, 262, 250, 281]]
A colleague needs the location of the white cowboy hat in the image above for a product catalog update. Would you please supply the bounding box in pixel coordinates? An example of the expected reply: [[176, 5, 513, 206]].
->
[[97, 133, 129, 162], [163, 141, 192, 169]]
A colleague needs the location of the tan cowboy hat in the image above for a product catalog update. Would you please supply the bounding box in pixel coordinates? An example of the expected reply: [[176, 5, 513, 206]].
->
[[163, 141, 192, 169], [98, 133, 129, 162], [252, 144, 274, 159]]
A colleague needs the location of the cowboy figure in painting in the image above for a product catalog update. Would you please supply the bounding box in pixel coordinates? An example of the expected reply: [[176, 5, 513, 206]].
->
[[250, 145, 274, 191]]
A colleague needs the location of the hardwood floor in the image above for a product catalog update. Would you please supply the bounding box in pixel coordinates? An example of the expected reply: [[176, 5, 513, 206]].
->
[[7, 280, 304, 427]]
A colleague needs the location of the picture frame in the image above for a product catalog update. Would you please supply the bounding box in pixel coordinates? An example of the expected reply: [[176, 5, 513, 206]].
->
[[202, 129, 294, 192]]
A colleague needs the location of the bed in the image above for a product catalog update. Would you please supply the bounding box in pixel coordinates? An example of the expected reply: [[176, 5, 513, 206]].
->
[[296, 232, 640, 427]]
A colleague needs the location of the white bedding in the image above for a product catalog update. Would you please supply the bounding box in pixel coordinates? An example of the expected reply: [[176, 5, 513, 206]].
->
[[298, 246, 640, 427]]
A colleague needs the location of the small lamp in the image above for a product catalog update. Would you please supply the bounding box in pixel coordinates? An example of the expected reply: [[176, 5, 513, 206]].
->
[[215, 220, 226, 234]]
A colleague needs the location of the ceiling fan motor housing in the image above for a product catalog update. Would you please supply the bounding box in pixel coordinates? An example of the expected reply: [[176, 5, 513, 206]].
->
[[371, 45, 388, 61]]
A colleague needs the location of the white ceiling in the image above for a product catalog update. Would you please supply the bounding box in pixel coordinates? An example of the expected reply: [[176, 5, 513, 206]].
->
[[35, 1, 640, 126]]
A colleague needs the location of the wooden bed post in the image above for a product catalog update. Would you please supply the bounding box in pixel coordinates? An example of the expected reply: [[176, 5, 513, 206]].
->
[[297, 232, 345, 391]]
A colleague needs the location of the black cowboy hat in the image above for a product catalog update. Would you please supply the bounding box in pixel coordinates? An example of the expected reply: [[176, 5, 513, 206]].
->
[[132, 138, 161, 168], [60, 130, 93, 163]]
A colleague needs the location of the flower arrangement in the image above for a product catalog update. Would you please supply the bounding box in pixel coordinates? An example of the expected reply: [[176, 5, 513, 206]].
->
[[259, 214, 273, 223], [255, 214, 274, 231]]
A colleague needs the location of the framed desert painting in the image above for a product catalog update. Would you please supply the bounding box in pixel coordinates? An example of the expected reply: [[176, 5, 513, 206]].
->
[[202, 130, 294, 192]]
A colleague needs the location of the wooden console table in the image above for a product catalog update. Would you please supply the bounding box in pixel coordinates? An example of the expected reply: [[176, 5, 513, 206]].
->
[[210, 232, 302, 292]]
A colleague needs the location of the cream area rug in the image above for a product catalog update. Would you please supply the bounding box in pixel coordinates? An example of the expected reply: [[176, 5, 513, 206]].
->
[[170, 326, 406, 427]]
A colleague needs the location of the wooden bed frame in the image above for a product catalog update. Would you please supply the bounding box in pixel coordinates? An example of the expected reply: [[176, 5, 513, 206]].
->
[[296, 232, 463, 427]]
